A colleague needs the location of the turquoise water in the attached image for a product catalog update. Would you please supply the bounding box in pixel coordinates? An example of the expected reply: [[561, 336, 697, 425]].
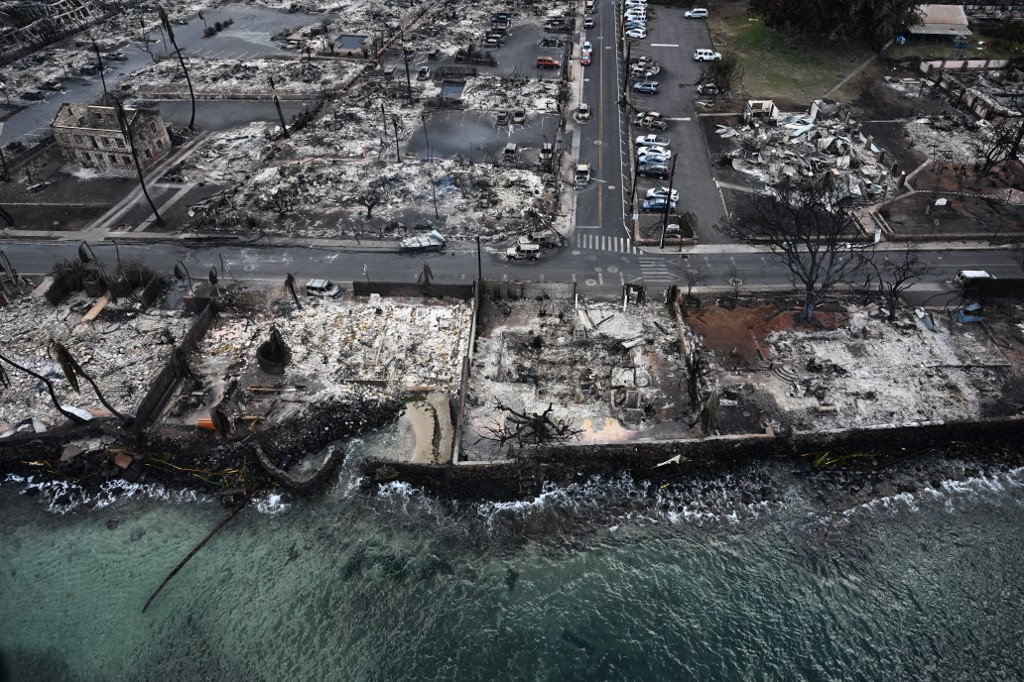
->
[[2, 449, 1024, 681]]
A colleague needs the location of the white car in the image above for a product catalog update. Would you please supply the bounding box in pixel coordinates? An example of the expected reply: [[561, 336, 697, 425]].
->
[[624, 0, 646, 6], [636, 134, 670, 147], [646, 186, 680, 202], [624, 10, 647, 20], [637, 146, 671, 160], [693, 48, 722, 61], [582, 40, 593, 54], [625, 28, 647, 39], [685, 8, 709, 19]]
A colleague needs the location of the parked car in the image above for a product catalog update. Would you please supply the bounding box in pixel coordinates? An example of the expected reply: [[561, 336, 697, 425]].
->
[[632, 80, 658, 94], [305, 278, 342, 298], [639, 153, 669, 166], [623, 21, 646, 31], [581, 52, 591, 66], [417, 66, 430, 80], [536, 56, 560, 69], [625, 28, 647, 39], [642, 198, 677, 213], [685, 8, 709, 18], [630, 63, 659, 78], [512, 108, 526, 124], [646, 187, 680, 202], [575, 163, 591, 185], [637, 115, 668, 130], [638, 163, 669, 179], [20, 90, 44, 101], [636, 134, 670, 147], [495, 110, 509, 126], [582, 40, 593, 54], [637, 146, 671, 160], [624, 10, 647, 20], [637, 142, 669, 153], [624, 0, 647, 7], [506, 242, 541, 261], [584, 17, 595, 28], [577, 103, 592, 121], [696, 83, 720, 96], [693, 48, 722, 61]]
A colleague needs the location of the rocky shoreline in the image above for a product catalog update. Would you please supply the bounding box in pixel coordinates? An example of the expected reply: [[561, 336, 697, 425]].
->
[[2, 398, 1023, 514], [0, 397, 403, 508]]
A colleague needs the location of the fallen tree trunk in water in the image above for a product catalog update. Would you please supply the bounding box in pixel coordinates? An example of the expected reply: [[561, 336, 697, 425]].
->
[[142, 486, 259, 613]]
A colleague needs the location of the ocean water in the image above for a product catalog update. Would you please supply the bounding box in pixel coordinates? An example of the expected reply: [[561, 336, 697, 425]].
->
[[2, 439, 1024, 681]]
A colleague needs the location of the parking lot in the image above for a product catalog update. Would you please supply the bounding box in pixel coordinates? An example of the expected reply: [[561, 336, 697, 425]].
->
[[406, 110, 559, 164], [616, 3, 730, 245]]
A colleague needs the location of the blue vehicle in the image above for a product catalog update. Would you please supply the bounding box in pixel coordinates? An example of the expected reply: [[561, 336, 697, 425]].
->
[[642, 198, 677, 212], [623, 20, 646, 30], [632, 81, 659, 94]]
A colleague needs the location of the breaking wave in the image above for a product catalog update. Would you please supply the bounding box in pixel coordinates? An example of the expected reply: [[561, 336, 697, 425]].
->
[[3, 474, 211, 515]]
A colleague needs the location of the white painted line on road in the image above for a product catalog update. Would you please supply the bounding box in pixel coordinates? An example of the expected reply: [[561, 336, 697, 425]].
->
[[667, 117, 691, 121], [649, 43, 679, 47], [577, 225, 601, 229]]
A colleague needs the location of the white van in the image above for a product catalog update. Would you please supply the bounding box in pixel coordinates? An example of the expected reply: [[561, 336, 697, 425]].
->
[[954, 270, 994, 287]]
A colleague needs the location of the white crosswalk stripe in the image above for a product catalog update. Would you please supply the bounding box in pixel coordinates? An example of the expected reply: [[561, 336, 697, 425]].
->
[[574, 234, 641, 254], [638, 257, 675, 284]]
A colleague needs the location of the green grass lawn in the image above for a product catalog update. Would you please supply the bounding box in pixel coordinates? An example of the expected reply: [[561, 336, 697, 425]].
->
[[708, 9, 875, 102]]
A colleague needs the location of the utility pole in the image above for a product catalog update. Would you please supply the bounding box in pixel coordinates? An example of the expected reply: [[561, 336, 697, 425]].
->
[[269, 76, 289, 138], [90, 36, 107, 100], [392, 116, 401, 161], [380, 101, 387, 142], [660, 156, 678, 249], [421, 112, 431, 161], [621, 41, 631, 107], [628, 157, 640, 217], [476, 235, 482, 281], [402, 45, 413, 102]]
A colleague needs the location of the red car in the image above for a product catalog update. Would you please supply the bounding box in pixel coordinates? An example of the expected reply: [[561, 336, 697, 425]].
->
[[536, 56, 560, 69], [581, 52, 592, 65]]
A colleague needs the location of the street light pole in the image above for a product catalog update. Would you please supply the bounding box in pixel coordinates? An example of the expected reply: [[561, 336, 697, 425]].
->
[[421, 112, 431, 161], [660, 156, 678, 249]]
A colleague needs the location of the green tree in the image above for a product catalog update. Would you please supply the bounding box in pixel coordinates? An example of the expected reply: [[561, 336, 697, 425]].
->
[[748, 0, 921, 49]]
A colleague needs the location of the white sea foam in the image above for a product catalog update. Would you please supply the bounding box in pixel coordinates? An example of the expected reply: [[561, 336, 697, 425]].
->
[[255, 493, 290, 515], [4, 477, 210, 515]]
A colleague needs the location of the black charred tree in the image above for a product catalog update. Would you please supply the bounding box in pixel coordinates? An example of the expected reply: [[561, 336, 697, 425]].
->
[[48, 339, 129, 423], [857, 245, 933, 322], [0, 353, 88, 424], [722, 176, 860, 323], [479, 401, 582, 452], [114, 98, 164, 226], [158, 5, 196, 130]]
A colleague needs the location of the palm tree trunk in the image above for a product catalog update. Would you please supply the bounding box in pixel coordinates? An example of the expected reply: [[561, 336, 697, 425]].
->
[[0, 354, 88, 424], [78, 369, 129, 422], [173, 45, 196, 130], [128, 138, 163, 226]]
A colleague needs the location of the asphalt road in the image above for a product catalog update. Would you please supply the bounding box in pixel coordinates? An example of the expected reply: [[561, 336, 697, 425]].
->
[[1, 241, 1019, 301], [574, 0, 631, 254]]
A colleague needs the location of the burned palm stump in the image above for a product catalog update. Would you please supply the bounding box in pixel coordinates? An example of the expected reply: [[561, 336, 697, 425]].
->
[[256, 327, 292, 376]]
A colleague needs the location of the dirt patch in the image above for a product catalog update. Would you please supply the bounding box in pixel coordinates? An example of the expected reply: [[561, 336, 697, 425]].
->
[[686, 301, 847, 370]]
